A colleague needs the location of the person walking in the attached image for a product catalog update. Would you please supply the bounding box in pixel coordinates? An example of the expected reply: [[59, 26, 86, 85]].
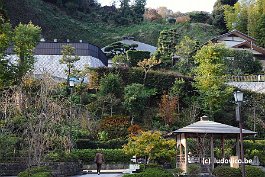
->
[[94, 151, 105, 175]]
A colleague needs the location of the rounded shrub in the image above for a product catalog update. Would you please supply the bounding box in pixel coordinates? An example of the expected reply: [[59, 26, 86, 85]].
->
[[213, 166, 241, 177]]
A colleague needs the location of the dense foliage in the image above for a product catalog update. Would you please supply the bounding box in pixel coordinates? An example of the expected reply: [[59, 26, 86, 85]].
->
[[224, 0, 265, 47], [123, 131, 176, 164]]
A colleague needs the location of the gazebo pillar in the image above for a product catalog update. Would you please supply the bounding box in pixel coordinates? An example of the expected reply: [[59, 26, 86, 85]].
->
[[221, 136, 225, 159], [210, 134, 214, 171], [184, 134, 188, 173]]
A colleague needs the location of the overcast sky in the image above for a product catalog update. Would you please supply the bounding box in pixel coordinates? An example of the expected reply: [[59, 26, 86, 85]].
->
[[98, 0, 217, 13]]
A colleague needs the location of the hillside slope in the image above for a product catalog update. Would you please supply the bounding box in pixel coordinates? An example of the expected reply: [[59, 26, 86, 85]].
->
[[3, 0, 220, 47]]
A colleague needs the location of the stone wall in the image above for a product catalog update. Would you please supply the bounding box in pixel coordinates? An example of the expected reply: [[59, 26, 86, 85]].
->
[[0, 163, 27, 176], [227, 82, 265, 93], [0, 162, 82, 177]]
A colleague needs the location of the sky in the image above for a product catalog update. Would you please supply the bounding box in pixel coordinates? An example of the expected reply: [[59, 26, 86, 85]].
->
[[97, 0, 217, 13]]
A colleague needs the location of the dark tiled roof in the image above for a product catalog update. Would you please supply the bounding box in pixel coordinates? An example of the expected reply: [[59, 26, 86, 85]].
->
[[7, 42, 108, 66]]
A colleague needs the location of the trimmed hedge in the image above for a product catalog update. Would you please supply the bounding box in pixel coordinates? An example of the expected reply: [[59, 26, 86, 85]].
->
[[71, 149, 131, 164], [127, 50, 151, 67], [76, 138, 128, 149], [123, 167, 174, 177], [213, 166, 241, 177], [91, 67, 193, 94], [213, 165, 265, 177]]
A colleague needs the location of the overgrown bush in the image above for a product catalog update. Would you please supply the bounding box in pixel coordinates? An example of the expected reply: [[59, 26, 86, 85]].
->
[[71, 149, 131, 164], [244, 140, 265, 165], [18, 166, 52, 177], [123, 167, 174, 177], [212, 166, 241, 177], [245, 165, 265, 177], [187, 164, 201, 175]]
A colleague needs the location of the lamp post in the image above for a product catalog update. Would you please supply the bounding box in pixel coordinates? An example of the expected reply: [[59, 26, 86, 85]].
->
[[172, 54, 180, 66], [69, 78, 75, 152], [234, 90, 245, 177]]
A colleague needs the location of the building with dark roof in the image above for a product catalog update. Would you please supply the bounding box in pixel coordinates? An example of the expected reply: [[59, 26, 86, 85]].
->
[[211, 30, 265, 70], [7, 41, 108, 80]]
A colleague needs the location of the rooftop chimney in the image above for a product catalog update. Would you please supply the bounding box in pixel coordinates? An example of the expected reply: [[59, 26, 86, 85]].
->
[[54, 39, 57, 43], [200, 115, 209, 121]]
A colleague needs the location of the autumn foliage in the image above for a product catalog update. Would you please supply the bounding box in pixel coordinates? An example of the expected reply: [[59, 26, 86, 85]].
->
[[158, 93, 178, 126]]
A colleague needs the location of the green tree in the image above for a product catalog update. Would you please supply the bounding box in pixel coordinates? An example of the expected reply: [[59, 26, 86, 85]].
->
[[174, 36, 199, 75], [123, 83, 156, 124], [155, 29, 180, 66], [132, 0, 146, 22], [60, 44, 80, 82], [98, 73, 122, 98], [212, 0, 238, 32], [13, 22, 41, 81], [123, 131, 176, 164], [224, 2, 248, 34], [193, 43, 233, 119], [256, 14, 265, 48]]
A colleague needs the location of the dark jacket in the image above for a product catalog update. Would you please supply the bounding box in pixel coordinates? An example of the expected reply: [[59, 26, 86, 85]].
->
[[95, 153, 104, 164]]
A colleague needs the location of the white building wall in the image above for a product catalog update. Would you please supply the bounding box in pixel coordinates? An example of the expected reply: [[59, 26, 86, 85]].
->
[[7, 55, 105, 80]]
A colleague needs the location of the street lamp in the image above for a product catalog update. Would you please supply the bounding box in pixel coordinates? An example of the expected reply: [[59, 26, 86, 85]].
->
[[172, 54, 180, 66], [234, 90, 245, 177], [68, 78, 75, 152]]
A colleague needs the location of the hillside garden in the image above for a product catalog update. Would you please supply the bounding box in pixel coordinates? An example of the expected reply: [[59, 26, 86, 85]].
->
[[1, 0, 265, 176]]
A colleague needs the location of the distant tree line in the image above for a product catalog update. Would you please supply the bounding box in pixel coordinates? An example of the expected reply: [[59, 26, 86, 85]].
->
[[42, 0, 147, 25]]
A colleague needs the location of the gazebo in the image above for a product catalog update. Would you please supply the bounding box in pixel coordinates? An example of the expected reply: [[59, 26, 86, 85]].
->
[[172, 116, 256, 173]]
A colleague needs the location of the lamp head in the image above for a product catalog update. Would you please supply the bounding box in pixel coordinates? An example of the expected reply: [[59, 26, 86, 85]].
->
[[234, 90, 243, 103]]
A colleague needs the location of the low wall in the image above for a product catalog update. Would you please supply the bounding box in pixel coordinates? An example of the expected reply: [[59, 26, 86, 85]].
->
[[83, 163, 129, 170], [0, 162, 82, 177], [0, 163, 27, 176]]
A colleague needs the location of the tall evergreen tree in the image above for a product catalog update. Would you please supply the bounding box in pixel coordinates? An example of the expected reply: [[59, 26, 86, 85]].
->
[[256, 14, 265, 48], [212, 0, 238, 32]]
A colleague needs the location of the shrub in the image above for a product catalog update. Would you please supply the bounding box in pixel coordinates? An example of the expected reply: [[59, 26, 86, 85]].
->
[[99, 115, 130, 139], [123, 167, 173, 177], [187, 164, 201, 175], [127, 50, 151, 67], [213, 166, 241, 177], [18, 166, 52, 177], [245, 165, 265, 177], [71, 149, 131, 164]]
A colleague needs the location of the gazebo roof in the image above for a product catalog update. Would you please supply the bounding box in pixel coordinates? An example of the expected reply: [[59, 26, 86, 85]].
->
[[173, 119, 256, 137]]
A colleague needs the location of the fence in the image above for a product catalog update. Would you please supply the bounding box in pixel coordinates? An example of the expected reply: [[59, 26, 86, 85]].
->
[[226, 75, 265, 82]]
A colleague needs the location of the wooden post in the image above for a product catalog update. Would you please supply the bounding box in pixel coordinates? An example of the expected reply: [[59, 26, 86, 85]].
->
[[210, 134, 214, 172]]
